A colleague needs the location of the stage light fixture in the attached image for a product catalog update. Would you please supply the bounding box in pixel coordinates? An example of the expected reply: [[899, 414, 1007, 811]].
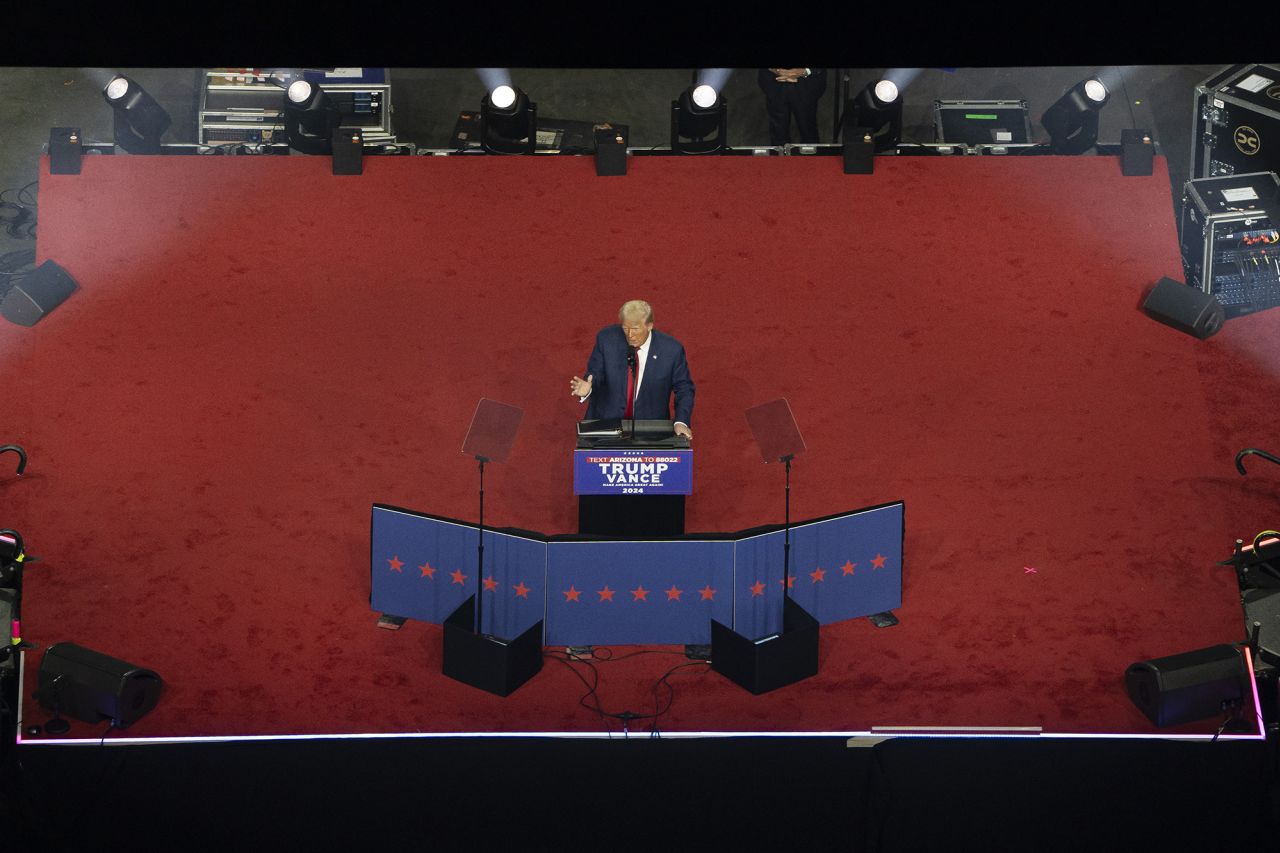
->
[[101, 75, 171, 154], [670, 84, 727, 154], [282, 79, 341, 155], [489, 85, 517, 110], [1040, 77, 1110, 154], [480, 85, 536, 154], [849, 79, 903, 152]]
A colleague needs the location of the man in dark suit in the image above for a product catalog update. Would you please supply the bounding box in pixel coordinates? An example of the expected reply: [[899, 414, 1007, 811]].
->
[[570, 300, 694, 441], [758, 67, 827, 145]]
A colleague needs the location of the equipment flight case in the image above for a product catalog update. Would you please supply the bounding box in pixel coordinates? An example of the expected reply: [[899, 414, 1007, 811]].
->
[[1179, 171, 1280, 319], [1193, 64, 1280, 179], [933, 99, 1032, 147]]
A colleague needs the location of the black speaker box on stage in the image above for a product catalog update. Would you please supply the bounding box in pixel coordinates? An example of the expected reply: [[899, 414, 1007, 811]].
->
[[49, 127, 82, 175], [594, 127, 627, 176], [1121, 128, 1154, 176], [1125, 643, 1249, 727], [332, 128, 363, 175], [843, 126, 874, 174], [1142, 277, 1225, 339], [711, 597, 819, 695], [1, 259, 78, 327], [36, 642, 163, 729], [442, 595, 543, 697]]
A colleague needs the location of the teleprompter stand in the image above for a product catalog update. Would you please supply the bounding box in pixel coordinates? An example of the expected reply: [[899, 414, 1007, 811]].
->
[[441, 399, 543, 697], [711, 399, 819, 694]]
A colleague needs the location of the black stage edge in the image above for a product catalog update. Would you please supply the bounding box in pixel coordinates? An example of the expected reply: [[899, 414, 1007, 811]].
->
[[711, 596, 819, 694], [441, 595, 542, 697], [2, 736, 1276, 849], [578, 494, 685, 537]]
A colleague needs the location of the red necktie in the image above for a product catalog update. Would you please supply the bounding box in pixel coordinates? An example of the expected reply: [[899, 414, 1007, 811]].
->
[[624, 347, 638, 419]]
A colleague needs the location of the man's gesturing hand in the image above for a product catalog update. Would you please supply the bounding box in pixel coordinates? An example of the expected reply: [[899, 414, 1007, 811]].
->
[[570, 374, 593, 397]]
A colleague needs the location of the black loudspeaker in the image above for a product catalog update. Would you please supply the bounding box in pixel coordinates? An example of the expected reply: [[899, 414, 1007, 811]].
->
[[1121, 128, 1154, 176], [1142, 277, 1225, 339], [332, 128, 363, 175], [49, 127, 82, 175], [843, 127, 874, 174], [0, 259, 78, 327], [37, 642, 163, 729], [1125, 644, 1249, 727], [442, 596, 543, 697], [595, 127, 627, 176], [711, 597, 819, 694]]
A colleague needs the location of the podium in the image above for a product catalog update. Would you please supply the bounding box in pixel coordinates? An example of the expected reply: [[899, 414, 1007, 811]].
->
[[574, 419, 691, 537]]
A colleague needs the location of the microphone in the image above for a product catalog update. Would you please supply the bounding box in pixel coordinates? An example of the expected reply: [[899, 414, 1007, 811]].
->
[[627, 346, 637, 370]]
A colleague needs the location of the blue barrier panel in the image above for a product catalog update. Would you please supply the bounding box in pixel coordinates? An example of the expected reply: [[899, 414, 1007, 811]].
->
[[545, 539, 734, 646], [370, 506, 546, 640], [370, 500, 904, 644], [732, 503, 904, 639]]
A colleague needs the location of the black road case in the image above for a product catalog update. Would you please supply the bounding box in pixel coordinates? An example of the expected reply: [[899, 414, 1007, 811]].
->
[[1192, 64, 1280, 179], [1179, 171, 1280, 319]]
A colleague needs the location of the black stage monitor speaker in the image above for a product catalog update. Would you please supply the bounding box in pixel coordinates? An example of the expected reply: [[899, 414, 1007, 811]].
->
[[595, 127, 627, 176], [843, 127, 874, 174], [1125, 643, 1249, 727], [49, 127, 82, 175], [332, 128, 363, 175], [1121, 128, 1154, 176], [37, 642, 163, 729], [1, 259, 78, 326], [1142, 277, 1225, 339]]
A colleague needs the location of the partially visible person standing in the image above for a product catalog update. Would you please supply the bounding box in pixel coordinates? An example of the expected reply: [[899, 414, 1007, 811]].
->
[[758, 67, 827, 145]]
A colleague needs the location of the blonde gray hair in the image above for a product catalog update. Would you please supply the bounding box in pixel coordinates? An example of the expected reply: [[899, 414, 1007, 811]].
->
[[618, 300, 653, 325]]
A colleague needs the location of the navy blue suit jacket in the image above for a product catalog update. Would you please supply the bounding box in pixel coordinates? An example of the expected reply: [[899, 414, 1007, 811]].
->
[[584, 326, 695, 425]]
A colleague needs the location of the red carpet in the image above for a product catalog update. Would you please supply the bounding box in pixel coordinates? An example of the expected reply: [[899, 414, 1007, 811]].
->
[[4, 152, 1276, 737]]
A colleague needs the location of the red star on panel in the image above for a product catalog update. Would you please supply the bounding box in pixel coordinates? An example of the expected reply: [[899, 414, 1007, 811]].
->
[[419, 561, 436, 579], [450, 569, 467, 585], [871, 553, 887, 569], [388, 556, 404, 573], [778, 576, 796, 589], [750, 581, 766, 597], [597, 586, 615, 602], [482, 575, 499, 592], [810, 567, 826, 583], [513, 582, 530, 599], [631, 585, 649, 601], [665, 585, 683, 601], [699, 585, 716, 601], [841, 560, 856, 576], [563, 585, 582, 602]]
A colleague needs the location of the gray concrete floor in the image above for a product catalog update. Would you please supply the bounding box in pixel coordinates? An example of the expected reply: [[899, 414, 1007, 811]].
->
[[0, 64, 1230, 268]]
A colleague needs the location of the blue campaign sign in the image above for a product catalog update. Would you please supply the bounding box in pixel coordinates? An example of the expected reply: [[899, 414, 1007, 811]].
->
[[573, 449, 693, 495]]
